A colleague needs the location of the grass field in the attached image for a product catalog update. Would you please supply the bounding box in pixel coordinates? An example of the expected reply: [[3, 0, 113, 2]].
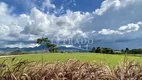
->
[[0, 53, 142, 79], [0, 53, 142, 67]]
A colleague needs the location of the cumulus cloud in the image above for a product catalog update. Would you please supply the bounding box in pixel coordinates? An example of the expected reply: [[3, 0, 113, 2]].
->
[[98, 21, 142, 35], [119, 22, 142, 33], [95, 0, 121, 15], [94, 0, 137, 15], [22, 8, 91, 38], [98, 29, 123, 35]]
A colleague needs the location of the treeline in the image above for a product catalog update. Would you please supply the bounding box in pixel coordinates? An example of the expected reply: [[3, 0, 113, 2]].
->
[[124, 48, 142, 54], [91, 47, 142, 54], [90, 47, 115, 54]]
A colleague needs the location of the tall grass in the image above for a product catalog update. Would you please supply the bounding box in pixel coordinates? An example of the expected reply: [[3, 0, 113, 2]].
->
[[0, 58, 142, 80]]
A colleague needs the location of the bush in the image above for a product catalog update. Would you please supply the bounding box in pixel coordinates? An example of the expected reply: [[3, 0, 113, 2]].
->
[[91, 47, 115, 54], [128, 49, 142, 54]]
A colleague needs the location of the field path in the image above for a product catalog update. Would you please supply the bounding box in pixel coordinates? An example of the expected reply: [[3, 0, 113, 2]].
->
[[0, 55, 19, 58]]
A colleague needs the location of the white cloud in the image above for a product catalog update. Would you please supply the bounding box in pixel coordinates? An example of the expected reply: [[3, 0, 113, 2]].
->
[[94, 0, 137, 15], [95, 0, 121, 15], [98, 21, 142, 36], [4, 43, 39, 48], [22, 8, 91, 38], [42, 0, 56, 10], [98, 29, 123, 35], [98, 21, 142, 35], [0, 2, 9, 15], [0, 25, 9, 36], [119, 22, 142, 33]]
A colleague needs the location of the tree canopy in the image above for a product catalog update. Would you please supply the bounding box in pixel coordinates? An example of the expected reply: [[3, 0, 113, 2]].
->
[[36, 37, 58, 53]]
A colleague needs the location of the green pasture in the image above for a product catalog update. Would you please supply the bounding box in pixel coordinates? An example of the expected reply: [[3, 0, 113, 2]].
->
[[0, 53, 142, 67]]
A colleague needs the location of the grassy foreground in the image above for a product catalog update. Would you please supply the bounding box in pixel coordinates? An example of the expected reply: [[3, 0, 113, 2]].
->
[[0, 53, 142, 80], [0, 59, 142, 80], [0, 53, 142, 66]]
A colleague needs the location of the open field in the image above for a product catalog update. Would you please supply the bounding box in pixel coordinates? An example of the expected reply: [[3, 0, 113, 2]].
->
[[0, 53, 142, 80], [0, 53, 142, 66], [1, 59, 142, 80]]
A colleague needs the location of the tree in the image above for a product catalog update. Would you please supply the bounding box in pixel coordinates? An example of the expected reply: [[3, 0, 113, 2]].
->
[[95, 47, 101, 53], [46, 43, 58, 53], [102, 48, 107, 53], [36, 37, 50, 52], [125, 48, 129, 53], [108, 48, 114, 54], [36, 37, 58, 66], [128, 49, 142, 54], [102, 48, 114, 54], [36, 37, 58, 53], [36, 37, 50, 65]]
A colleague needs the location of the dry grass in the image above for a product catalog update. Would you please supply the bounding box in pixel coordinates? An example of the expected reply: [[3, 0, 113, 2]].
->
[[0, 58, 142, 80]]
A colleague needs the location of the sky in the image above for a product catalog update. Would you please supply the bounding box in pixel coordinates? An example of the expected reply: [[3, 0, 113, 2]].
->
[[0, 0, 142, 49]]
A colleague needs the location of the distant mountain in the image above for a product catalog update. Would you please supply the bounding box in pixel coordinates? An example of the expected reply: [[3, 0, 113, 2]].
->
[[0, 46, 42, 52], [0, 45, 89, 52]]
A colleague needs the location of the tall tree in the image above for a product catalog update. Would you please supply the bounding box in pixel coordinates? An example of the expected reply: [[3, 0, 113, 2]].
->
[[36, 37, 50, 52], [36, 37, 50, 65], [36, 37, 58, 66], [36, 37, 58, 53]]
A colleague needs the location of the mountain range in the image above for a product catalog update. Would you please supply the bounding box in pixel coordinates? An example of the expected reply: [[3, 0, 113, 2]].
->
[[0, 45, 90, 52]]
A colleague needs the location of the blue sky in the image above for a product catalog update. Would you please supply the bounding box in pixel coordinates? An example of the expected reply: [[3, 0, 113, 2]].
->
[[2, 0, 104, 14], [0, 0, 142, 49]]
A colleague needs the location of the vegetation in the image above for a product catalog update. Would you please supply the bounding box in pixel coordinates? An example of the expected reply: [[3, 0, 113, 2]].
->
[[91, 47, 142, 54], [0, 59, 142, 80], [127, 49, 142, 54], [91, 47, 114, 54], [36, 37, 58, 53], [1, 53, 142, 66]]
